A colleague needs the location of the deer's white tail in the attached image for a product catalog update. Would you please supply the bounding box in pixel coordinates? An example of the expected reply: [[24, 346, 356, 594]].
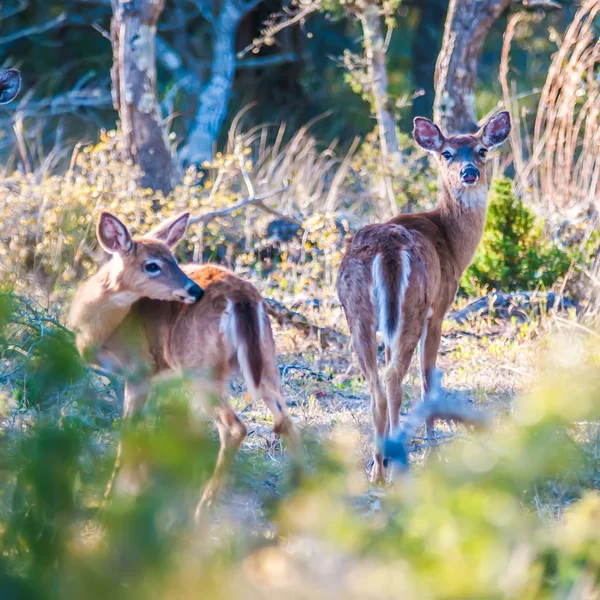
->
[[371, 250, 412, 349], [220, 299, 264, 394]]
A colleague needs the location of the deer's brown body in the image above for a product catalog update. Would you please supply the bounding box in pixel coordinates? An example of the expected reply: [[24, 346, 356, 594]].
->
[[337, 112, 511, 482], [69, 213, 301, 517]]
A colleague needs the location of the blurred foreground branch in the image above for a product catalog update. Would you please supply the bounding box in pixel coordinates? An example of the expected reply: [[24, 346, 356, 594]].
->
[[383, 370, 488, 471]]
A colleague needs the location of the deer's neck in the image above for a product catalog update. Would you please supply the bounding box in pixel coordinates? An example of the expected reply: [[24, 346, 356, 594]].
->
[[437, 183, 488, 274], [68, 260, 140, 359]]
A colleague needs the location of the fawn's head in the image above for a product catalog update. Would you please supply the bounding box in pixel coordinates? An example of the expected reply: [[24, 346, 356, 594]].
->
[[97, 212, 203, 304], [0, 69, 21, 105], [413, 111, 511, 202]]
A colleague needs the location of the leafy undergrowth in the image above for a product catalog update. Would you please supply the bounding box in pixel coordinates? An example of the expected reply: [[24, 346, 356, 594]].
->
[[0, 131, 597, 598], [1, 288, 599, 599]]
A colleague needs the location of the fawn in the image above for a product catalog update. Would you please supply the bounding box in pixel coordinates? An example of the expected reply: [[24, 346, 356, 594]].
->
[[337, 111, 511, 483], [0, 69, 21, 105], [69, 212, 302, 516]]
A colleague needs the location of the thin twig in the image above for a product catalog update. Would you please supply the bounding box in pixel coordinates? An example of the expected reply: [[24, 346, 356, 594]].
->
[[552, 316, 600, 341], [238, 0, 321, 58], [188, 186, 298, 225], [0, 13, 68, 46]]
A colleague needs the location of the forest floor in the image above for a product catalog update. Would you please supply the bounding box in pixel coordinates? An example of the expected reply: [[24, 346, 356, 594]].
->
[[203, 307, 541, 532]]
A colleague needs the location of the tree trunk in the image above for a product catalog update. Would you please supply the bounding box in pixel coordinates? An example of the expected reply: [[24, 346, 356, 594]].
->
[[181, 4, 239, 167], [433, 0, 514, 134], [360, 5, 401, 160], [359, 4, 402, 215], [111, 0, 174, 194]]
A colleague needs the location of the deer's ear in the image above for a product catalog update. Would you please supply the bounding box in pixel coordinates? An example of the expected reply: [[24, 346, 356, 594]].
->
[[0, 69, 21, 105], [413, 117, 445, 152], [145, 212, 190, 248], [97, 212, 133, 255], [480, 111, 511, 148]]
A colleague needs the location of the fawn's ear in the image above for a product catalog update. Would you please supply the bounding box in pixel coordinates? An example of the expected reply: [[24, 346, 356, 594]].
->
[[413, 117, 445, 152], [0, 69, 21, 105], [145, 212, 190, 249], [97, 212, 133, 255], [479, 111, 511, 148]]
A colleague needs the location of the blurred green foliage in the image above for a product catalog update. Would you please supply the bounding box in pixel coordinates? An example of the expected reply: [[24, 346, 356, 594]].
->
[[461, 178, 572, 295], [1, 286, 599, 598]]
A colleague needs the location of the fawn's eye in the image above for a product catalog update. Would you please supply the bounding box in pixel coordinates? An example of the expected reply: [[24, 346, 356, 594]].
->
[[144, 261, 161, 275], [441, 150, 452, 160], [479, 148, 488, 158]]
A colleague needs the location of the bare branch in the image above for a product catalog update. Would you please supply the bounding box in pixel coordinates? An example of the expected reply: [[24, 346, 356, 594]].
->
[[0, 0, 29, 21], [264, 298, 348, 347], [238, 52, 302, 69], [188, 186, 300, 225], [238, 0, 321, 58], [3, 90, 112, 116], [191, 0, 216, 25], [0, 12, 68, 46]]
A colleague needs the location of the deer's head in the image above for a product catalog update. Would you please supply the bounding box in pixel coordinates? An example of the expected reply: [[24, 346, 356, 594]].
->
[[413, 112, 511, 205], [97, 212, 204, 304]]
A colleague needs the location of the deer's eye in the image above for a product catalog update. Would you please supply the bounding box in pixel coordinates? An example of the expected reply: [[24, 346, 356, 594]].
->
[[144, 262, 161, 275], [479, 148, 488, 158], [441, 150, 452, 161]]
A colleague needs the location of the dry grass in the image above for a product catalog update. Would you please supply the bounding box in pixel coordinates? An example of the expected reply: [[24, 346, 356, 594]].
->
[[502, 0, 600, 215]]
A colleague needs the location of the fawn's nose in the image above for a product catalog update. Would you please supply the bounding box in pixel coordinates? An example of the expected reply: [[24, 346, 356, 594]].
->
[[460, 164, 480, 185], [186, 281, 204, 302]]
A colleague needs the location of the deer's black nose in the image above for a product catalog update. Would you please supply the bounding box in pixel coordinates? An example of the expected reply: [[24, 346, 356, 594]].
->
[[460, 165, 480, 184], [186, 282, 204, 302]]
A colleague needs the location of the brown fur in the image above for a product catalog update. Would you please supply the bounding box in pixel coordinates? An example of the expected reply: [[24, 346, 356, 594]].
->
[[337, 113, 510, 483], [70, 217, 302, 517]]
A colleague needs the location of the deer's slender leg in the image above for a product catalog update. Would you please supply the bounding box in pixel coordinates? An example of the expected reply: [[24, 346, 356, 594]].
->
[[195, 398, 247, 520], [383, 326, 422, 437], [347, 321, 387, 483], [419, 315, 443, 439], [259, 376, 303, 481], [103, 380, 149, 503]]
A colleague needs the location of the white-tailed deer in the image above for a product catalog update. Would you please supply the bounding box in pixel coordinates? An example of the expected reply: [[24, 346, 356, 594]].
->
[[336, 111, 510, 483], [0, 69, 21, 105], [69, 212, 302, 517]]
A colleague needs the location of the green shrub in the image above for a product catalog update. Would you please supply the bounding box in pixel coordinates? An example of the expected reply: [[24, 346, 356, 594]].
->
[[461, 178, 571, 295]]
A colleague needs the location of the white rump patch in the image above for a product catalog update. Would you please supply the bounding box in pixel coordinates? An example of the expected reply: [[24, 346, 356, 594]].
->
[[371, 250, 412, 349], [257, 301, 267, 342], [219, 299, 261, 397]]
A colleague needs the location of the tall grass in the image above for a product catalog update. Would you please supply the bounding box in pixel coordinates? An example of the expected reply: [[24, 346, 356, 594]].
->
[[502, 0, 600, 213]]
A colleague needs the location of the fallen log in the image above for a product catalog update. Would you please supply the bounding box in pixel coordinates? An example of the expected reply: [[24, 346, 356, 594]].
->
[[263, 298, 347, 348], [448, 291, 579, 325]]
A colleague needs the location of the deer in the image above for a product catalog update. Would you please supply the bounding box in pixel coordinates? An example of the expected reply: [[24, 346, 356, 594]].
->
[[336, 111, 510, 483], [0, 69, 21, 105], [68, 211, 302, 518]]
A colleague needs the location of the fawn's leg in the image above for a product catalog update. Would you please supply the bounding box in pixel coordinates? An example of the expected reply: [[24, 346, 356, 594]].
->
[[103, 380, 149, 503], [195, 398, 247, 520], [259, 376, 303, 482]]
